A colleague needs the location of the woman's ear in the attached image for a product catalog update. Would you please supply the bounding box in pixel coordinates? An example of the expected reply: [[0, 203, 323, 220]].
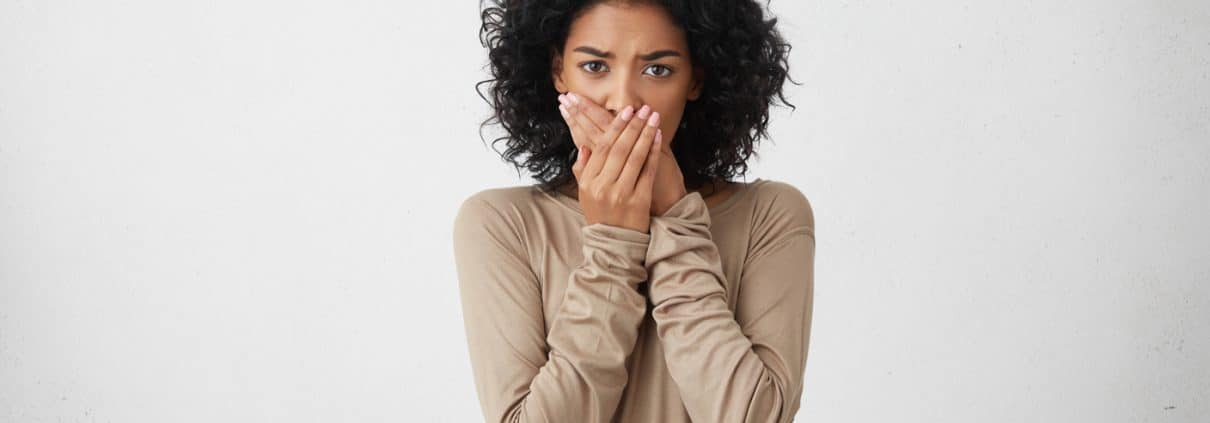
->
[[687, 66, 705, 101], [551, 48, 567, 93]]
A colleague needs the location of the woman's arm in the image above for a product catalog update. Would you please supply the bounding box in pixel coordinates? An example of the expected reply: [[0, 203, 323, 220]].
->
[[452, 194, 650, 423], [645, 186, 816, 423]]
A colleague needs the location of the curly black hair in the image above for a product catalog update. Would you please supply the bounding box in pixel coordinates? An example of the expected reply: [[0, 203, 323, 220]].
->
[[476, 0, 798, 193]]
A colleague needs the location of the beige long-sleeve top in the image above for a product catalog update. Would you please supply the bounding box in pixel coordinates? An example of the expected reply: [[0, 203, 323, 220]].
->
[[452, 177, 815, 423]]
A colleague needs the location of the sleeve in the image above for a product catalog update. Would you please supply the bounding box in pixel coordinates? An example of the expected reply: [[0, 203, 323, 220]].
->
[[452, 196, 652, 423], [644, 188, 816, 423]]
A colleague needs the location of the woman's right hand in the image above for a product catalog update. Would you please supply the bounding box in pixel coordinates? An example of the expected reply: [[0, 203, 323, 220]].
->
[[559, 93, 663, 234]]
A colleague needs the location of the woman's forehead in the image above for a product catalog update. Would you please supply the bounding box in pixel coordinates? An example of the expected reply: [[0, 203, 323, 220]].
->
[[565, 2, 687, 53]]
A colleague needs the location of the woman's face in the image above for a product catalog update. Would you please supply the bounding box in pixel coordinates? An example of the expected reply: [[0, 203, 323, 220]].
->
[[552, 1, 703, 147]]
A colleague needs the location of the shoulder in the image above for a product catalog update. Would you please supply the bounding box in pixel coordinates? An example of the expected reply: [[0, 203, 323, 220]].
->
[[455, 186, 531, 222], [741, 179, 815, 265], [451, 186, 542, 285], [748, 178, 814, 233], [452, 185, 536, 249]]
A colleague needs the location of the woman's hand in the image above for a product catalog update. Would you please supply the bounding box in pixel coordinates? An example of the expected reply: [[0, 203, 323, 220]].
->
[[558, 92, 687, 217], [558, 93, 663, 233]]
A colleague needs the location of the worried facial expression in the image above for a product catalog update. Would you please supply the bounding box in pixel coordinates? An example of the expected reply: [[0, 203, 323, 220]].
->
[[551, 1, 703, 148]]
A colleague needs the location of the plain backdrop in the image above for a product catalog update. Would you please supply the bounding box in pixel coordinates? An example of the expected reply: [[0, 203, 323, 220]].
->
[[2, 1, 1208, 422]]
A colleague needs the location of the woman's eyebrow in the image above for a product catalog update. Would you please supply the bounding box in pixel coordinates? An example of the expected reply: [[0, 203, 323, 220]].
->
[[572, 46, 682, 60]]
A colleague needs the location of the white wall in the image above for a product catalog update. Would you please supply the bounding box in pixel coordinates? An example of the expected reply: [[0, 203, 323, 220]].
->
[[1, 1, 1206, 421]]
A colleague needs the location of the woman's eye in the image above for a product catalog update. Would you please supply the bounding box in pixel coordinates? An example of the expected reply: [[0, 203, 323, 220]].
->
[[644, 64, 673, 77], [580, 61, 607, 73]]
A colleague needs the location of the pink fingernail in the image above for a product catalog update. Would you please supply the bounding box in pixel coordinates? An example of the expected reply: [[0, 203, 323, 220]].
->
[[656, 130, 663, 144], [567, 93, 579, 104], [648, 111, 660, 127], [559, 104, 569, 118], [620, 105, 634, 120], [637, 105, 651, 119]]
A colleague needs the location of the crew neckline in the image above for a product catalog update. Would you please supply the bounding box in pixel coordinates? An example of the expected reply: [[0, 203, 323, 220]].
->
[[539, 177, 764, 217]]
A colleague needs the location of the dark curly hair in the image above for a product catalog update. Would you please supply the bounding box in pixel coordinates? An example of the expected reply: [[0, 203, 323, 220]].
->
[[476, 0, 798, 193]]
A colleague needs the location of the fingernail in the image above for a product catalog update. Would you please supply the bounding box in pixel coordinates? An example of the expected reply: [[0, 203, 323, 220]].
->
[[648, 111, 660, 127], [637, 105, 651, 120], [567, 93, 579, 104], [620, 105, 634, 120], [558, 94, 567, 104], [656, 130, 663, 145], [559, 104, 569, 118]]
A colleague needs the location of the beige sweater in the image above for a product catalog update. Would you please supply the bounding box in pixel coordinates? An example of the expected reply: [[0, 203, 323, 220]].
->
[[452, 177, 815, 423]]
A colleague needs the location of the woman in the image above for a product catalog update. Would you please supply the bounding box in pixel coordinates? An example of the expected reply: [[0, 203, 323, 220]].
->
[[453, 1, 815, 422]]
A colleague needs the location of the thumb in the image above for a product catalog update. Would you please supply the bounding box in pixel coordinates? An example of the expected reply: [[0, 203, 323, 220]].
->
[[572, 146, 588, 179]]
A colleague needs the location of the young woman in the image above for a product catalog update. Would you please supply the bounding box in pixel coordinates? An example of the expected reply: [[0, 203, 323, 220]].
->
[[453, 1, 815, 421]]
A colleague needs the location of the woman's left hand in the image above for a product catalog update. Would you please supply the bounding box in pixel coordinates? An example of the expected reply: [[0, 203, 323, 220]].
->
[[558, 92, 688, 216]]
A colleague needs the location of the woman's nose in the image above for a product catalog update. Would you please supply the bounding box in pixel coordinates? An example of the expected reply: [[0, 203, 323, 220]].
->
[[605, 82, 641, 117]]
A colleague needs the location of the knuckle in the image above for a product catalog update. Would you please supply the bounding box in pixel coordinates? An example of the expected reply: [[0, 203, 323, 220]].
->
[[610, 191, 625, 205]]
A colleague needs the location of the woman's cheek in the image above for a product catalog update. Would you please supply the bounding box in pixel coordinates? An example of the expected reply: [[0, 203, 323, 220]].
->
[[658, 124, 674, 150], [659, 112, 681, 148]]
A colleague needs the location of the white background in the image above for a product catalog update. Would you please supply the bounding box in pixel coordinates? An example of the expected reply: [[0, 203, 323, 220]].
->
[[2, 1, 1207, 421]]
